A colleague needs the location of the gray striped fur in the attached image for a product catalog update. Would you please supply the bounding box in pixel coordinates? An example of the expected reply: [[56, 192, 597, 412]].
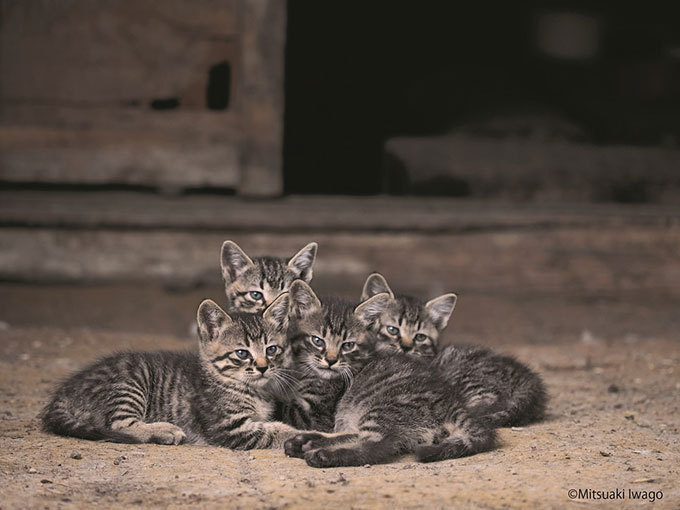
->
[[362, 273, 547, 427], [41, 295, 320, 449], [221, 240, 317, 313], [277, 283, 380, 432], [360, 272, 457, 356], [431, 344, 547, 427], [282, 281, 496, 467]]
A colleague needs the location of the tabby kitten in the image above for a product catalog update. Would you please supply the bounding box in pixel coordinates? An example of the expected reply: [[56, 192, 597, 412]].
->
[[277, 281, 386, 432], [41, 295, 320, 449], [221, 240, 317, 313], [362, 273, 547, 427], [283, 281, 496, 467], [431, 344, 547, 427], [361, 272, 457, 356]]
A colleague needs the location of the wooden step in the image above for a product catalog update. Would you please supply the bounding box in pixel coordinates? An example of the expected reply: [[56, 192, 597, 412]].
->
[[1, 192, 679, 297]]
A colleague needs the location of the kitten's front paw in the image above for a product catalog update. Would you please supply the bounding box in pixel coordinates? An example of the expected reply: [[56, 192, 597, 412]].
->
[[146, 422, 186, 445], [304, 448, 335, 468], [305, 447, 363, 468], [284, 433, 325, 458]]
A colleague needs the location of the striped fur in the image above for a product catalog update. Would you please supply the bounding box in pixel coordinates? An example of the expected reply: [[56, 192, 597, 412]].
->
[[277, 282, 381, 432], [41, 295, 320, 449], [221, 240, 317, 313], [362, 273, 547, 427], [283, 281, 496, 467], [431, 344, 547, 427], [360, 272, 457, 356]]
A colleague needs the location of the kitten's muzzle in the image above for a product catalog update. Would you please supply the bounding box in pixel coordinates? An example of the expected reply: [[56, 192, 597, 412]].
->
[[254, 357, 268, 374], [400, 338, 414, 351]]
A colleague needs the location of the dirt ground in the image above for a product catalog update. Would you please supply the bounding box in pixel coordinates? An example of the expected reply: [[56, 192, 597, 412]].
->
[[0, 289, 678, 509]]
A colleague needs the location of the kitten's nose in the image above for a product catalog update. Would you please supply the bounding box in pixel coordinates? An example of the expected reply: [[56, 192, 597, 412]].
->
[[326, 357, 338, 367], [400, 338, 414, 351], [255, 358, 268, 374]]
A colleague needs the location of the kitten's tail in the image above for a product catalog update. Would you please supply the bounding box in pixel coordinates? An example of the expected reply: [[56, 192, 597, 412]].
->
[[415, 420, 496, 463], [40, 400, 140, 444]]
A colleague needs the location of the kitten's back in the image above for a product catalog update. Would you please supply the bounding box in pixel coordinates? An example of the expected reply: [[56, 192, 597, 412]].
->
[[433, 344, 547, 426], [41, 350, 199, 443], [333, 353, 497, 463]]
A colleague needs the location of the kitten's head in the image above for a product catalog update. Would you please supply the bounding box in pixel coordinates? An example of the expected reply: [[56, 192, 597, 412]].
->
[[360, 272, 457, 357], [196, 294, 294, 391], [288, 280, 392, 382], [221, 240, 317, 313]]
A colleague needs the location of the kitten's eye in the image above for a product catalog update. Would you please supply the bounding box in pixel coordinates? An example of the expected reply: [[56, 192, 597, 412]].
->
[[266, 345, 279, 356], [310, 336, 325, 348], [249, 291, 264, 301], [341, 341, 356, 352], [234, 349, 250, 360], [386, 326, 400, 336], [414, 333, 428, 342]]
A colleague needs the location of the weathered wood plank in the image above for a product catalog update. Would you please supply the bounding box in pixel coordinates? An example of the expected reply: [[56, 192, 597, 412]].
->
[[1, 227, 678, 298], [0, 0, 238, 104], [1, 192, 679, 231], [0, 142, 240, 189], [0, 0, 286, 195], [234, 0, 286, 196], [0, 107, 243, 136]]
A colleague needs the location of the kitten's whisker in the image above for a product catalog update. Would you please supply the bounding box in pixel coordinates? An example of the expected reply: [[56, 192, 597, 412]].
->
[[275, 370, 299, 384], [272, 372, 296, 396], [340, 365, 354, 389], [271, 377, 290, 399]]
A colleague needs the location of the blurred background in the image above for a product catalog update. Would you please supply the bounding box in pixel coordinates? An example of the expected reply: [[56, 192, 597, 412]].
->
[[1, 0, 679, 345]]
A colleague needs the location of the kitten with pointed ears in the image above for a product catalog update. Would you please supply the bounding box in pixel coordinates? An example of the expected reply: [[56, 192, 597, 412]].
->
[[361, 272, 457, 356], [41, 295, 322, 449], [221, 240, 317, 313], [282, 281, 496, 467], [278, 282, 386, 432], [361, 272, 547, 427]]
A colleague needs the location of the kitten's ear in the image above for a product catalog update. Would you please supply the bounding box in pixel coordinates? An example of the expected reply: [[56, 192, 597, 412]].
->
[[354, 292, 392, 325], [360, 272, 394, 301], [287, 242, 317, 282], [288, 280, 322, 319], [425, 293, 458, 330], [263, 292, 291, 332], [197, 299, 232, 344], [221, 241, 255, 284]]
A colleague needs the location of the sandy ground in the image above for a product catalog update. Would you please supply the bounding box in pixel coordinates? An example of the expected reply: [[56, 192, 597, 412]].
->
[[0, 319, 678, 509]]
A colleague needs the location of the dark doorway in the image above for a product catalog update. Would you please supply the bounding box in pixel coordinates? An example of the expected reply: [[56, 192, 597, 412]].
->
[[283, 2, 680, 196]]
